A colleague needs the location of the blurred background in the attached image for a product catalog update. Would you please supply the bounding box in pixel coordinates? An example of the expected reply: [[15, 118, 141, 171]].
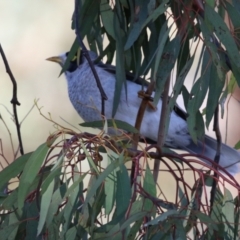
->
[[0, 1, 78, 163], [0, 1, 240, 182]]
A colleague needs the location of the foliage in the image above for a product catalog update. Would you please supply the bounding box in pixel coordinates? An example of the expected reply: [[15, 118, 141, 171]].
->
[[1, 0, 240, 239], [0, 127, 240, 239]]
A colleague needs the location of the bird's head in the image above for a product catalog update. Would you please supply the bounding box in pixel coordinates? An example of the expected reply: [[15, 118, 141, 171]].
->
[[46, 50, 98, 73]]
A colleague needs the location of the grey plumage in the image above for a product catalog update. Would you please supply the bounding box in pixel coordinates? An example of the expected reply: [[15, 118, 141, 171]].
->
[[47, 50, 240, 175]]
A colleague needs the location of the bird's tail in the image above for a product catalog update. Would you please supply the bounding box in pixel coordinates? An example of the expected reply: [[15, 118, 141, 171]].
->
[[181, 135, 240, 175]]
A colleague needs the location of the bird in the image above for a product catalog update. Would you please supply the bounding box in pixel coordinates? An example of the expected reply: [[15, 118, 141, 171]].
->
[[47, 50, 240, 175]]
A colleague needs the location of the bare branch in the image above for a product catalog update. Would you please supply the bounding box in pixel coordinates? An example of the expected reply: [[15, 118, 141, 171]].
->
[[0, 43, 24, 155]]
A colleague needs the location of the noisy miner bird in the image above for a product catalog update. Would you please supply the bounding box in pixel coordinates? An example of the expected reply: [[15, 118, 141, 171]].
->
[[47, 50, 240, 175]]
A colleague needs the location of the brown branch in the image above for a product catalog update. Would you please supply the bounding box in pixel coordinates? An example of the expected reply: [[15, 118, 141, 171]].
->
[[130, 81, 155, 186], [0, 44, 24, 156], [153, 76, 171, 182]]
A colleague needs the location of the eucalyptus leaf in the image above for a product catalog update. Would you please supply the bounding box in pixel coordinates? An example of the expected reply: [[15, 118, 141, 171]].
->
[[143, 163, 156, 213], [100, 0, 115, 39], [18, 143, 50, 210], [115, 164, 131, 216], [0, 152, 32, 190], [205, 4, 240, 68], [37, 179, 55, 236]]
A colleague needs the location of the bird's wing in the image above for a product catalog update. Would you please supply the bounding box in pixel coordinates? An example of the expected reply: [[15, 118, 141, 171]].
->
[[95, 61, 149, 86], [96, 59, 188, 121]]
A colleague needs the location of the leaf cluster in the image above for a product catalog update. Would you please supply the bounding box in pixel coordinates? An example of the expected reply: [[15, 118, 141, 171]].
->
[[0, 128, 240, 239], [65, 0, 240, 143]]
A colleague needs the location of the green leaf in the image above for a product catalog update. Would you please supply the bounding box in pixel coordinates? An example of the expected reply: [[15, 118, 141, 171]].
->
[[79, 140, 99, 174], [127, 219, 143, 240], [62, 181, 81, 235], [41, 161, 62, 194], [206, 64, 225, 127], [183, 191, 199, 233], [46, 183, 67, 227], [205, 4, 240, 68], [166, 57, 194, 138], [227, 73, 237, 94], [195, 212, 218, 231], [199, 15, 228, 81], [64, 172, 87, 199], [210, 188, 224, 236], [144, 209, 178, 226], [115, 164, 131, 216], [0, 152, 32, 190], [104, 158, 117, 214], [143, 163, 156, 213], [174, 221, 187, 240], [100, 0, 115, 39], [152, 21, 171, 79], [186, 49, 210, 142], [234, 141, 240, 150], [124, 0, 148, 50], [124, 0, 168, 50], [82, 158, 122, 220], [143, 0, 168, 27], [65, 227, 77, 240], [154, 35, 181, 104], [7, 212, 19, 240], [77, 0, 100, 38], [113, 13, 125, 117], [0, 221, 20, 240], [37, 179, 55, 236], [120, 212, 146, 231], [25, 202, 39, 240], [60, 38, 78, 75], [225, 2, 240, 32], [222, 188, 235, 239], [18, 143, 50, 210], [80, 119, 138, 133]]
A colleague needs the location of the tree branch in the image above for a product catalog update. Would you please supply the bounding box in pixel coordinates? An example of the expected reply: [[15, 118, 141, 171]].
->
[[153, 76, 171, 182], [0, 43, 24, 156]]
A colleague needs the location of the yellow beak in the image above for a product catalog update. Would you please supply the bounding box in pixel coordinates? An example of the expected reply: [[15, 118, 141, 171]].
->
[[46, 56, 63, 65]]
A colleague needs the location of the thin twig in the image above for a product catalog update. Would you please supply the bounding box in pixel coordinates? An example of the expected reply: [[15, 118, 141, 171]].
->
[[153, 76, 171, 182], [74, 0, 107, 116], [0, 43, 24, 155], [130, 81, 155, 186], [132, 81, 156, 148]]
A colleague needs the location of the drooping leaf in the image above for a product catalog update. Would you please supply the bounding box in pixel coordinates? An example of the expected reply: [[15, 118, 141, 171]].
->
[[37, 179, 55, 236], [0, 152, 32, 190], [143, 163, 156, 213], [205, 4, 240, 68], [222, 188, 235, 239], [115, 164, 131, 216], [154, 35, 181, 105], [206, 64, 225, 128], [100, 0, 115, 39], [18, 143, 50, 210]]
